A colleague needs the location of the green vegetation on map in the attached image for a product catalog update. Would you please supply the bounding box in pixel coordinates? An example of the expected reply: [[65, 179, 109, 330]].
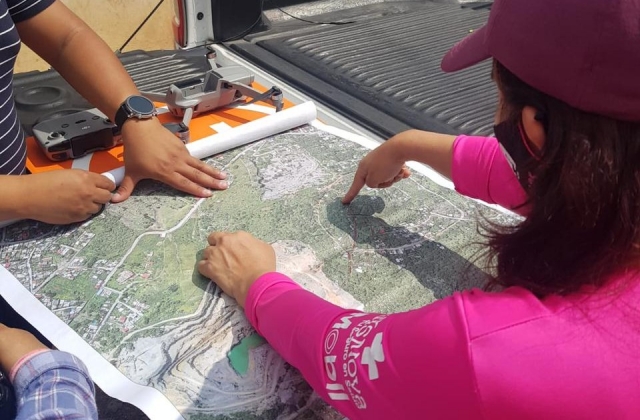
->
[[40, 274, 97, 302]]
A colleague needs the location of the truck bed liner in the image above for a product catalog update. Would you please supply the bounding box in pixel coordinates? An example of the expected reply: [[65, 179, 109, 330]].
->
[[230, 1, 496, 137]]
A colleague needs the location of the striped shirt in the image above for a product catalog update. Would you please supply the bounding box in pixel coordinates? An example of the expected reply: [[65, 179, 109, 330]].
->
[[0, 0, 54, 175]]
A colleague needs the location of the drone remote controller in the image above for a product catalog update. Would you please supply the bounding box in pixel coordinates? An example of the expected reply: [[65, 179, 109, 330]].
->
[[33, 108, 122, 162]]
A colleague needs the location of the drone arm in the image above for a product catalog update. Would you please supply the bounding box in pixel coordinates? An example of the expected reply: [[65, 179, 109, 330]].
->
[[229, 83, 284, 112], [140, 91, 167, 103], [181, 106, 194, 127]]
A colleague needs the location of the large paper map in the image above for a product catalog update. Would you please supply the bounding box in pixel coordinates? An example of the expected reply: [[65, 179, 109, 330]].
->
[[0, 124, 515, 419]]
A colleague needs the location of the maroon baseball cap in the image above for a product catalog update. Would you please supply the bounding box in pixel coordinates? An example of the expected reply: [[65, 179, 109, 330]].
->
[[441, 0, 640, 122]]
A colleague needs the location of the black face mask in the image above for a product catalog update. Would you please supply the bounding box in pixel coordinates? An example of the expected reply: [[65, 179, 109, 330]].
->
[[493, 118, 542, 190]]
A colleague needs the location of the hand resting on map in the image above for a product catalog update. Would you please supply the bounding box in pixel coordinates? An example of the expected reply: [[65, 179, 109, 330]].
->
[[111, 119, 229, 203], [197, 231, 276, 308], [3, 1, 228, 222]]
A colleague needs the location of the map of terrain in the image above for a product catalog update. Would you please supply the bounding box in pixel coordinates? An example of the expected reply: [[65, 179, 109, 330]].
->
[[0, 125, 516, 419]]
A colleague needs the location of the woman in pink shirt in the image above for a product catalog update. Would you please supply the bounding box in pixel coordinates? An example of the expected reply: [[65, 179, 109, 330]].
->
[[198, 0, 640, 418]]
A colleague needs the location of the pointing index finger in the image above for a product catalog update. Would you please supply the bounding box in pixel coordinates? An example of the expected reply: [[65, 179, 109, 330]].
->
[[342, 169, 366, 204]]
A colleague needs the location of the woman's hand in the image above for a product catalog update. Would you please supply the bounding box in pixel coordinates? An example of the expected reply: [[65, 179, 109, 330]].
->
[[112, 118, 229, 202], [197, 232, 276, 308], [343, 138, 411, 204], [343, 129, 459, 204]]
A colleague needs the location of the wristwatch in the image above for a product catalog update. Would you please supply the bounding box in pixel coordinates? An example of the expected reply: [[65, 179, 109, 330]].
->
[[114, 95, 157, 128]]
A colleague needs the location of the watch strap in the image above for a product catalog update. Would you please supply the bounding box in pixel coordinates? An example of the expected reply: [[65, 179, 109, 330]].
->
[[114, 102, 129, 129], [114, 96, 157, 129]]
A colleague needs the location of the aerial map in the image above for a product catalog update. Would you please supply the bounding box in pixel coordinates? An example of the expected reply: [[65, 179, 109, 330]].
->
[[0, 124, 516, 419]]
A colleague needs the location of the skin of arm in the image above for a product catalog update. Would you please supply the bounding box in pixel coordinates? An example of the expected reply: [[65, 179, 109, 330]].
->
[[392, 129, 456, 178], [0, 176, 27, 221], [342, 129, 456, 203], [15, 2, 136, 122], [0, 324, 48, 374]]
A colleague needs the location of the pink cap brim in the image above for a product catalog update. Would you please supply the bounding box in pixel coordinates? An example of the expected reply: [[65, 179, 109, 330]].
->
[[441, 25, 491, 72]]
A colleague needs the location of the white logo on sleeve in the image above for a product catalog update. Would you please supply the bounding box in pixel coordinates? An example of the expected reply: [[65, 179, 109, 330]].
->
[[361, 332, 385, 380]]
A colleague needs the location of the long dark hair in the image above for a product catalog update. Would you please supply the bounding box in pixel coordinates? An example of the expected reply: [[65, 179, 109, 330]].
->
[[485, 61, 640, 297]]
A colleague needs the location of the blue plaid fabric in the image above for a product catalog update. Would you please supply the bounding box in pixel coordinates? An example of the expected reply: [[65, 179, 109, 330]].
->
[[12, 351, 97, 420]]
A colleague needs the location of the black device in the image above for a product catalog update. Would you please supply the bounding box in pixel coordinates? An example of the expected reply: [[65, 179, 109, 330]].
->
[[32, 108, 123, 161], [173, 0, 266, 48], [211, 0, 264, 41]]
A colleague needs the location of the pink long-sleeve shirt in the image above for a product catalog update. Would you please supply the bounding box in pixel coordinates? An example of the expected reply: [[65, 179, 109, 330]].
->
[[245, 136, 640, 419]]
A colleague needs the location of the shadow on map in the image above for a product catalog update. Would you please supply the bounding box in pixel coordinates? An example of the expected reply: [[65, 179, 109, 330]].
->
[[327, 196, 487, 299], [187, 262, 339, 419], [183, 295, 330, 420]]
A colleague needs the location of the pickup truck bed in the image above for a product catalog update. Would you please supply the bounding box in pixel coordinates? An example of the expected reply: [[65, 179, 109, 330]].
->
[[233, 0, 495, 137], [16, 1, 495, 140]]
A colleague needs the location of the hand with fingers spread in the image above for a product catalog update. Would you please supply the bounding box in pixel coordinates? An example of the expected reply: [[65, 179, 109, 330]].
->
[[197, 231, 276, 308], [342, 139, 411, 204], [19, 169, 114, 224], [111, 119, 228, 203]]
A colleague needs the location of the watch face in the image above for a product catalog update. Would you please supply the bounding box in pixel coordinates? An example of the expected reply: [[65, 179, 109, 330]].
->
[[126, 96, 155, 114]]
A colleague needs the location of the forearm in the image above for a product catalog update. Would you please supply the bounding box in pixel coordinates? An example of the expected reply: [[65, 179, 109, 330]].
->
[[246, 273, 409, 418], [246, 275, 353, 385], [389, 129, 457, 179], [0, 175, 29, 221], [17, 2, 139, 121], [245, 274, 361, 402], [246, 273, 478, 419]]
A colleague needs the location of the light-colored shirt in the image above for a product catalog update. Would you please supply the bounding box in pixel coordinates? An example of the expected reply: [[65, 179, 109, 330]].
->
[[244, 135, 640, 419]]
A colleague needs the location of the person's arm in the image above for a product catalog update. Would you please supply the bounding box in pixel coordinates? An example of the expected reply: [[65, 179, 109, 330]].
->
[[14, 1, 137, 123], [343, 130, 455, 203], [0, 175, 28, 221], [343, 129, 528, 214], [0, 325, 98, 419], [450, 135, 528, 214], [13, 1, 227, 202], [197, 232, 480, 418], [12, 351, 98, 420], [391, 129, 457, 179], [244, 273, 480, 419]]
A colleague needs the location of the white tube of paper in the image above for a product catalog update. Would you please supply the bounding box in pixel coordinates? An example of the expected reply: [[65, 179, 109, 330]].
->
[[103, 101, 317, 185]]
